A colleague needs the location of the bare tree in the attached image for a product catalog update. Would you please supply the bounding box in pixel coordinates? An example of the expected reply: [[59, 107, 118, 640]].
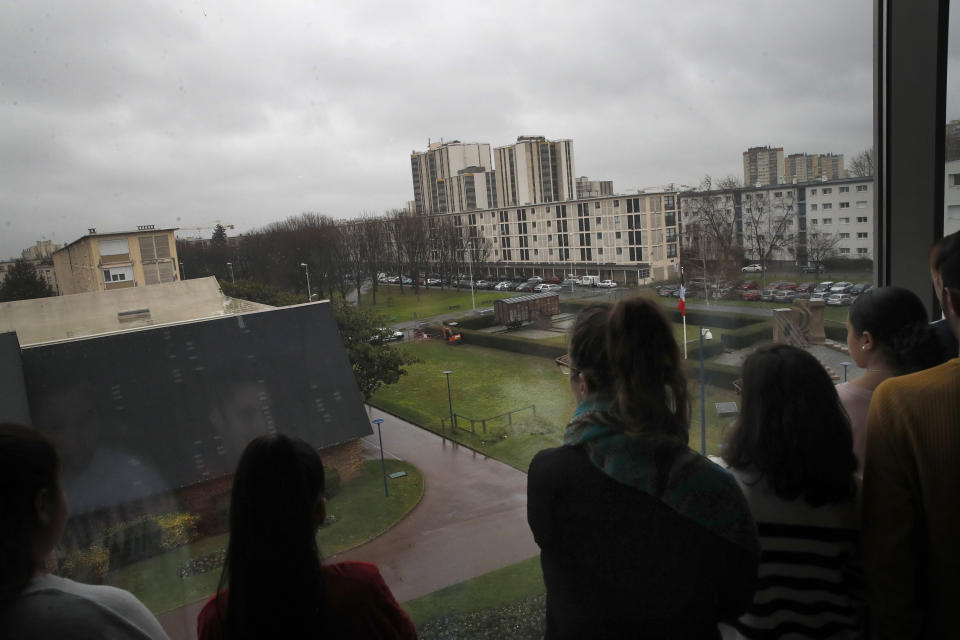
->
[[742, 190, 796, 285], [799, 228, 841, 272], [681, 176, 744, 291], [849, 148, 875, 178]]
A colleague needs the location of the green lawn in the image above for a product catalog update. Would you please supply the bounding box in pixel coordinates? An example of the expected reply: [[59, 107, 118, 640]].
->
[[105, 459, 423, 614], [371, 341, 738, 471], [357, 286, 516, 322], [403, 555, 545, 631]]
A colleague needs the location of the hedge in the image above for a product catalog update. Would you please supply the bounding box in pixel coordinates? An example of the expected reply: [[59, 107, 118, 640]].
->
[[720, 321, 774, 350], [459, 328, 567, 360]]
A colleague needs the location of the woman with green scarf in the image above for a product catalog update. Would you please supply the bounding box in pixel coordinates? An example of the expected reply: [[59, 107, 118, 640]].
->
[[527, 297, 759, 639]]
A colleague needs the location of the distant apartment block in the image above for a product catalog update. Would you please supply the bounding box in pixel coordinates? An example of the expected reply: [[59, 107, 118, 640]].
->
[[743, 146, 784, 186], [410, 140, 495, 215], [21, 240, 62, 261], [53, 226, 180, 295], [783, 153, 848, 182], [680, 177, 875, 265], [494, 136, 576, 207], [576, 176, 614, 199]]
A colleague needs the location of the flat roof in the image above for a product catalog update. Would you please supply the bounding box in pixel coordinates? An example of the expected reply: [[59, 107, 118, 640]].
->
[[55, 228, 179, 253]]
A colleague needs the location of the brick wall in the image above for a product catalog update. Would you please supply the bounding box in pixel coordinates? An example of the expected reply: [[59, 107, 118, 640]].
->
[[319, 439, 365, 482]]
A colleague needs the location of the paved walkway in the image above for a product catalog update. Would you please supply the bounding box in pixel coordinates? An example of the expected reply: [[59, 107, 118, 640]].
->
[[157, 407, 538, 640]]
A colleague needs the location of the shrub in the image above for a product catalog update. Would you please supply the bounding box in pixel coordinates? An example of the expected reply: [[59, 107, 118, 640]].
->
[[155, 513, 201, 551], [61, 546, 110, 584], [324, 468, 341, 498]]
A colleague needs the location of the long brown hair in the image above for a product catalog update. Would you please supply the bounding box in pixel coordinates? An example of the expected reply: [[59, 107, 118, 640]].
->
[[569, 297, 690, 441]]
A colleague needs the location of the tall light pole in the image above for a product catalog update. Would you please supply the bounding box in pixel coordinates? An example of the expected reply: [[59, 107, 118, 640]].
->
[[466, 242, 476, 311], [373, 418, 388, 497], [443, 371, 454, 430], [300, 262, 311, 302], [226, 262, 235, 284], [699, 327, 712, 455]]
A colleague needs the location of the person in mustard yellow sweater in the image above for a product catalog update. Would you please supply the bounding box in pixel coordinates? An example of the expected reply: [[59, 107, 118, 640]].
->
[[861, 231, 960, 639]]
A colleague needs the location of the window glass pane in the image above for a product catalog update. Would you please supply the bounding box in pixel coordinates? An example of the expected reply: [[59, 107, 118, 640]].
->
[[946, 5, 960, 235]]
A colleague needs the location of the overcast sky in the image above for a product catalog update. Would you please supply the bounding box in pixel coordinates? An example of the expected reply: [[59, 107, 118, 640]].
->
[[1, 0, 954, 258]]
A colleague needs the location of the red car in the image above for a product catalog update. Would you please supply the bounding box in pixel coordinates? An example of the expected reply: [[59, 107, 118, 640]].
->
[[741, 290, 761, 301], [740, 281, 760, 290]]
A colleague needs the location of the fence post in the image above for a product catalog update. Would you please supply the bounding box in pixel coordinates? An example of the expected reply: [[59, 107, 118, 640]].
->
[[508, 412, 513, 425], [482, 420, 486, 433]]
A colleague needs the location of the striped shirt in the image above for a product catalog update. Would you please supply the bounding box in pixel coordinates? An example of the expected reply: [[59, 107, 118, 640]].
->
[[719, 466, 865, 639]]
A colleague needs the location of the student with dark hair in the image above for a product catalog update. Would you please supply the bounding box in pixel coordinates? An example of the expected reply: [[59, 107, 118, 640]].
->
[[928, 236, 959, 359], [838, 286, 944, 474], [0, 423, 169, 639], [197, 433, 416, 640], [527, 298, 759, 638], [862, 231, 960, 638], [719, 345, 864, 639]]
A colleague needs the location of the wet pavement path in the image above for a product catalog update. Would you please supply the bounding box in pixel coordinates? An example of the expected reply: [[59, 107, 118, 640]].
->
[[157, 406, 539, 639]]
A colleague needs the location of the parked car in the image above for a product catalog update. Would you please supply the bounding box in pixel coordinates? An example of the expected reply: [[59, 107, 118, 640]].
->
[[829, 281, 854, 293], [371, 327, 404, 343], [541, 284, 562, 293], [813, 281, 835, 293], [810, 292, 827, 302], [562, 278, 579, 287], [516, 282, 535, 292], [801, 264, 825, 274], [795, 282, 815, 293], [598, 280, 616, 288], [827, 293, 853, 306], [741, 264, 763, 273], [493, 281, 512, 291], [773, 289, 797, 303], [528, 276, 544, 284], [741, 290, 761, 301], [474, 280, 491, 289], [658, 285, 678, 297], [849, 283, 872, 296], [760, 288, 777, 301], [547, 276, 562, 284], [740, 281, 760, 290], [426, 278, 441, 286]]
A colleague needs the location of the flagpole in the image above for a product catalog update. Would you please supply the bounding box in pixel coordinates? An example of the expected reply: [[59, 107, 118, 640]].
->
[[683, 314, 688, 359]]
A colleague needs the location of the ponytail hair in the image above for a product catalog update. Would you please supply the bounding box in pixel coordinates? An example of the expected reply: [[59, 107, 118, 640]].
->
[[219, 434, 326, 638], [849, 286, 945, 374], [0, 424, 61, 600], [605, 297, 690, 441]]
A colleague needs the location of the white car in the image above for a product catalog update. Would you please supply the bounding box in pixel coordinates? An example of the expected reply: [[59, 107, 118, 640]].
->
[[426, 278, 441, 286], [598, 280, 616, 288], [826, 293, 852, 306], [540, 284, 561, 293], [741, 264, 763, 273], [494, 281, 512, 290]]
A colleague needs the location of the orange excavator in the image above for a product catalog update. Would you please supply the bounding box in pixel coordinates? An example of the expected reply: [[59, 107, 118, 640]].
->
[[440, 321, 463, 345]]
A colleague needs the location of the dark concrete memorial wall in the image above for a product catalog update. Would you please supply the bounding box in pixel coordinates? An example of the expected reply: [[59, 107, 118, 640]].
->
[[18, 302, 371, 515]]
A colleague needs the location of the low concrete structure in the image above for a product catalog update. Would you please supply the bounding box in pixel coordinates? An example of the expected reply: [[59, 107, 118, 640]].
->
[[0, 276, 270, 345]]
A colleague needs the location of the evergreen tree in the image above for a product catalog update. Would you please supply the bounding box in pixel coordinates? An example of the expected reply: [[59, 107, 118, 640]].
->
[[211, 224, 228, 247], [0, 259, 53, 302]]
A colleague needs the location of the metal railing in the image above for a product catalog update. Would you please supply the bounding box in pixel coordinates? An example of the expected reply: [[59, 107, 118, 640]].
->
[[440, 404, 536, 434]]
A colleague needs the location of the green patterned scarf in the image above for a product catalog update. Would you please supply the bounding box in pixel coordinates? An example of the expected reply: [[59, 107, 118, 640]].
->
[[563, 396, 758, 554]]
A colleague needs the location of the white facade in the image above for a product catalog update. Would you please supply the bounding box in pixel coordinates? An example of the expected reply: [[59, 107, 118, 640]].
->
[[680, 177, 875, 266], [945, 159, 960, 236]]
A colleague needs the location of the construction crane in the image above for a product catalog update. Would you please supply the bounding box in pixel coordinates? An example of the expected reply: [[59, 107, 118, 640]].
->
[[176, 222, 235, 237]]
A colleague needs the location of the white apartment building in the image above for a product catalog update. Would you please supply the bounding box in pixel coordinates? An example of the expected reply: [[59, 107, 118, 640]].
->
[[945, 159, 960, 236], [410, 140, 495, 215], [680, 177, 875, 266], [438, 190, 680, 283], [576, 176, 613, 199], [493, 136, 576, 206]]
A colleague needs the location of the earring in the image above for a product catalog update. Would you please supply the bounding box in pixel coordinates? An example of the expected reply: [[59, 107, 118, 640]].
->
[[861, 345, 867, 350]]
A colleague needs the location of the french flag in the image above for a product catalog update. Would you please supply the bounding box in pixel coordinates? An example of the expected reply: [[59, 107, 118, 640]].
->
[[677, 272, 686, 316]]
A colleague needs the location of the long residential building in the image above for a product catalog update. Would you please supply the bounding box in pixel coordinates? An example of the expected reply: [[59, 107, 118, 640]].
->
[[433, 190, 680, 283], [680, 176, 876, 265]]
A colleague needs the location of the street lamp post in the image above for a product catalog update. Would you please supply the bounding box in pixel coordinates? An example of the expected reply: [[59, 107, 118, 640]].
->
[[300, 262, 311, 302], [443, 370, 454, 431], [373, 418, 388, 497], [226, 262, 235, 284], [466, 243, 476, 311], [699, 327, 713, 455]]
